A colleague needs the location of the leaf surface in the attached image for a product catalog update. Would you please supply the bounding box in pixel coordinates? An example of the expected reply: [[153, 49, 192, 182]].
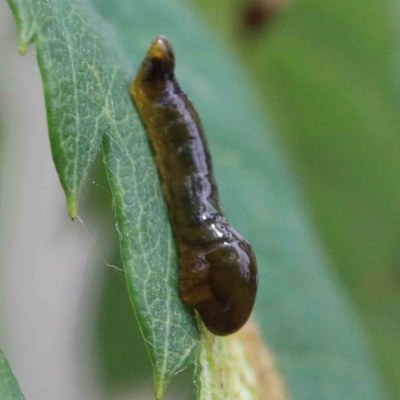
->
[[0, 350, 25, 400], [7, 0, 393, 398], [192, 0, 399, 398], [7, 0, 199, 396]]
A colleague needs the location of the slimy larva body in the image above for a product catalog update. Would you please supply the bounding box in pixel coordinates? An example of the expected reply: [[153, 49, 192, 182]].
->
[[131, 36, 258, 336]]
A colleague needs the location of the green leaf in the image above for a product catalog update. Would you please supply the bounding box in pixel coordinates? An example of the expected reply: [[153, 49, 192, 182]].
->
[[0, 350, 25, 400], [7, 0, 199, 397], [237, 2, 400, 399], [7, 0, 393, 399], [195, 319, 286, 399], [193, 0, 399, 399], [8, 0, 109, 218]]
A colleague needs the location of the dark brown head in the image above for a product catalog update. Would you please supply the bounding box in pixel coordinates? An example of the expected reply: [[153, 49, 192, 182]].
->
[[142, 36, 175, 84], [131, 35, 176, 102], [180, 231, 258, 336]]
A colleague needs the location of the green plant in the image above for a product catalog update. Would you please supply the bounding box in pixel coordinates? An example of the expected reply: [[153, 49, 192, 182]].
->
[[1, 0, 397, 399]]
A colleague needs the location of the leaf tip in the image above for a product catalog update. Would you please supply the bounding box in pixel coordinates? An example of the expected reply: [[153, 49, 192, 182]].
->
[[67, 194, 78, 219], [18, 41, 29, 55], [155, 382, 165, 400]]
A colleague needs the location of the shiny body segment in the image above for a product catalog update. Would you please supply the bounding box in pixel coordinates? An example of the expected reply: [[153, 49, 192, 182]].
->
[[131, 36, 258, 336]]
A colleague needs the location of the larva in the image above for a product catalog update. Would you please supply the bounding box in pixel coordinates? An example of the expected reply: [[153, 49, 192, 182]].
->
[[131, 36, 258, 336]]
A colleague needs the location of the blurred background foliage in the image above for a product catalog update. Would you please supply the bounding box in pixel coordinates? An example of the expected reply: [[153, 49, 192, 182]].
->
[[1, 0, 400, 399], [191, 0, 400, 397]]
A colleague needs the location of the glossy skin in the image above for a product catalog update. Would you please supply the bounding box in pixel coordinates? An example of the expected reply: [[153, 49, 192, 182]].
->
[[131, 36, 258, 336]]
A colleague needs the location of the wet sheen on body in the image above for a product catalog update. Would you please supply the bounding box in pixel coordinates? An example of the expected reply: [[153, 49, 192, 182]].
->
[[131, 36, 258, 336]]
